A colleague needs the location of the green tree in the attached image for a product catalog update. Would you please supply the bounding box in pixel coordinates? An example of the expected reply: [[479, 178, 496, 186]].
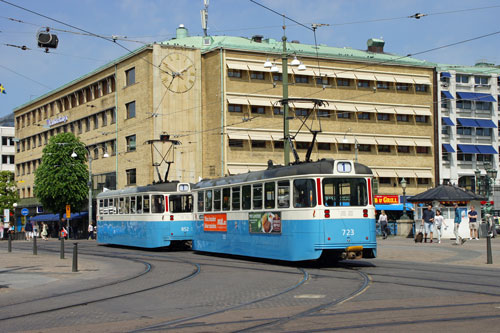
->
[[34, 132, 89, 216], [0, 171, 19, 216]]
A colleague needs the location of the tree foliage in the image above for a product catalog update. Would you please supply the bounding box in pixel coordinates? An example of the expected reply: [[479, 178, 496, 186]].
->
[[0, 170, 19, 213], [34, 132, 89, 215]]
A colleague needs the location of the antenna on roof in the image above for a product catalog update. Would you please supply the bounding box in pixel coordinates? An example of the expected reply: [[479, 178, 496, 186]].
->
[[201, 0, 209, 37]]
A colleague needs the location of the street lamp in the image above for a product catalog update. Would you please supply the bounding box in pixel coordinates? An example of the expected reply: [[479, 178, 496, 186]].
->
[[400, 177, 409, 220], [72, 147, 109, 229], [342, 128, 359, 162]]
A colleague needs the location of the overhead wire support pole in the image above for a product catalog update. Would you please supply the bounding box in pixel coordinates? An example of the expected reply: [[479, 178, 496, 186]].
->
[[282, 17, 290, 166]]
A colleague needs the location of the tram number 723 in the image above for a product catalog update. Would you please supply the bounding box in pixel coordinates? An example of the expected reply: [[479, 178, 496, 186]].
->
[[342, 229, 355, 236]]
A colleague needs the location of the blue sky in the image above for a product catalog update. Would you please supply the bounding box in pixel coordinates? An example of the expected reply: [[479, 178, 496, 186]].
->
[[1, 0, 499, 118]]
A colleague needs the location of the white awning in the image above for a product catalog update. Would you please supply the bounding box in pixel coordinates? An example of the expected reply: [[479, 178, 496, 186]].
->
[[335, 71, 356, 79], [395, 138, 416, 146], [227, 62, 249, 70], [247, 98, 272, 107], [291, 68, 315, 76], [375, 74, 396, 82], [334, 103, 357, 112], [355, 72, 376, 81], [227, 132, 249, 140], [356, 137, 377, 145], [415, 170, 433, 178], [248, 132, 272, 141], [375, 137, 396, 145], [394, 107, 415, 115], [396, 170, 416, 178], [355, 105, 376, 112], [376, 106, 396, 114], [227, 166, 249, 175], [313, 69, 336, 77], [414, 108, 432, 116], [413, 77, 431, 85], [374, 169, 397, 178], [291, 101, 315, 109], [394, 76, 415, 84], [294, 134, 314, 142], [247, 64, 266, 72], [413, 139, 433, 147], [227, 97, 249, 105], [248, 165, 267, 172], [271, 133, 284, 141], [338, 136, 354, 144], [318, 102, 336, 110], [316, 135, 337, 143]]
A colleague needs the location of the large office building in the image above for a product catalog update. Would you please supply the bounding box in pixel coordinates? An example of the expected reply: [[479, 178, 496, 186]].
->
[[436, 63, 500, 191], [14, 25, 436, 215]]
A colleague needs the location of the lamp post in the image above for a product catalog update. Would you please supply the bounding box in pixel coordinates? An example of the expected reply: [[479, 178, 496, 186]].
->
[[342, 128, 358, 162], [72, 147, 109, 229], [400, 178, 409, 220]]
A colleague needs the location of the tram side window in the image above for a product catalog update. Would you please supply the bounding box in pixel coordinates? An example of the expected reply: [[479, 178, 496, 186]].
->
[[214, 189, 221, 211], [205, 190, 213, 211], [143, 195, 150, 214], [277, 181, 290, 208], [265, 182, 276, 209], [253, 184, 263, 209], [137, 195, 143, 213], [99, 199, 104, 214], [103, 199, 109, 214], [119, 197, 125, 214], [242, 185, 251, 210], [322, 178, 367, 206], [151, 195, 165, 213], [223, 188, 231, 211], [169, 194, 193, 213], [130, 196, 136, 214], [198, 191, 205, 212], [293, 179, 316, 208], [124, 197, 130, 214], [232, 187, 240, 210]]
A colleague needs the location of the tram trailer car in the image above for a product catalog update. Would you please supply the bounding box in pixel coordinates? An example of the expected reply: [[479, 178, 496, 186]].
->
[[192, 159, 376, 262], [96, 182, 195, 248]]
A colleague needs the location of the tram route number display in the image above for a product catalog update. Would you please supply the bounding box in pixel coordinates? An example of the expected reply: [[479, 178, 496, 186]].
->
[[249, 212, 282, 234], [204, 213, 227, 232]]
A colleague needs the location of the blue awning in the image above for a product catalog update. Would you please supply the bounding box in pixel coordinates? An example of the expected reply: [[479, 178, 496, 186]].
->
[[442, 144, 455, 153], [457, 144, 479, 154], [456, 92, 496, 102], [441, 91, 454, 99], [442, 117, 454, 126], [440, 72, 451, 78], [476, 145, 498, 154], [457, 118, 479, 127], [475, 119, 497, 128], [375, 203, 414, 211], [30, 212, 88, 222]]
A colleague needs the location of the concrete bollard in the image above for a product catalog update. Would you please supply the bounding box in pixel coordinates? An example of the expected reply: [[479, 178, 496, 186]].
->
[[60, 238, 64, 259], [72, 243, 78, 272], [486, 235, 493, 264], [33, 235, 37, 255]]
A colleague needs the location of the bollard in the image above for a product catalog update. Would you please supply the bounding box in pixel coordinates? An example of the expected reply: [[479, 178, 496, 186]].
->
[[8, 233, 12, 253], [60, 238, 65, 259], [72, 242, 78, 272], [33, 235, 37, 255], [486, 234, 493, 264]]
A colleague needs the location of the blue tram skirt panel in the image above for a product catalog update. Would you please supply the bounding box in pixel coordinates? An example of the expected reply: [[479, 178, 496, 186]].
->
[[97, 220, 195, 248]]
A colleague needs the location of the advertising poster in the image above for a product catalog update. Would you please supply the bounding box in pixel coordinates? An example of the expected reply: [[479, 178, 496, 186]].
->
[[204, 213, 227, 232], [249, 212, 282, 234]]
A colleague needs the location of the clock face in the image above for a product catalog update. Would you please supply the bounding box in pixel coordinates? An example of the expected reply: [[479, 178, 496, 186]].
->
[[160, 52, 196, 93]]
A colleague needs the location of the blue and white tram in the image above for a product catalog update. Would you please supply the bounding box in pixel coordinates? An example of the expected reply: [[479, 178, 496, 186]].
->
[[96, 182, 195, 248], [192, 159, 376, 261]]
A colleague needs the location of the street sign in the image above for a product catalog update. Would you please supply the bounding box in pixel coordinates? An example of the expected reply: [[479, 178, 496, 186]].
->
[[66, 205, 71, 219], [3, 209, 9, 222], [21, 208, 29, 216]]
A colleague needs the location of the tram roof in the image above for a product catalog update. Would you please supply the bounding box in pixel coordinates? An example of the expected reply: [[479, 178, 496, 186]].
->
[[193, 159, 372, 189], [97, 181, 191, 197]]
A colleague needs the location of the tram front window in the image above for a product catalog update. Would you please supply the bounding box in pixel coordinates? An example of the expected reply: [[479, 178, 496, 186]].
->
[[322, 178, 367, 207], [151, 195, 165, 213], [293, 179, 316, 208], [169, 195, 193, 213]]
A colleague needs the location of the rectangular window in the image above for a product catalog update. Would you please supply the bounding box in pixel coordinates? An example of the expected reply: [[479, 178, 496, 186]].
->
[[296, 142, 309, 150], [102, 112, 107, 126], [396, 83, 409, 91], [274, 141, 284, 149], [85, 118, 91, 132], [415, 115, 428, 123], [272, 74, 282, 82], [475, 76, 488, 85], [126, 135, 136, 152], [358, 144, 371, 152], [323, 178, 367, 207], [293, 179, 316, 208], [277, 180, 290, 208], [168, 194, 193, 213], [273, 107, 283, 115], [242, 185, 251, 210], [205, 190, 213, 211], [213, 189, 221, 211], [376, 82, 389, 89], [417, 178, 430, 185], [456, 74, 469, 83], [295, 109, 308, 117], [357, 112, 371, 120], [232, 187, 240, 210], [93, 114, 99, 129], [151, 194, 164, 213], [318, 110, 330, 118], [476, 102, 491, 111], [338, 143, 351, 151], [337, 111, 351, 119], [126, 168, 136, 185], [416, 146, 429, 154], [126, 101, 136, 119], [125, 67, 135, 86], [250, 71, 265, 80], [251, 106, 265, 114], [357, 80, 370, 88], [456, 100, 472, 109], [337, 78, 350, 86], [316, 77, 329, 85], [397, 146, 410, 153], [415, 84, 428, 92], [457, 153, 473, 161], [457, 127, 472, 135], [130, 196, 136, 214], [476, 128, 491, 136], [228, 104, 243, 113], [110, 108, 116, 124], [253, 184, 263, 209], [229, 139, 244, 147], [378, 145, 391, 153], [396, 114, 409, 122], [137, 195, 143, 213], [228, 69, 241, 78], [197, 191, 204, 212], [477, 154, 493, 162], [318, 143, 330, 150], [251, 140, 266, 148], [222, 188, 230, 211], [295, 75, 309, 84], [264, 182, 275, 209], [377, 113, 390, 121]]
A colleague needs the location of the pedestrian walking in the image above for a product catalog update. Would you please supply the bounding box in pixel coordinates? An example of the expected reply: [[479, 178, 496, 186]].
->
[[468, 205, 479, 240], [378, 210, 389, 239], [41, 223, 48, 240], [88, 223, 94, 240], [453, 203, 466, 245], [24, 221, 33, 241], [434, 210, 447, 244], [422, 204, 435, 243], [33, 222, 39, 238]]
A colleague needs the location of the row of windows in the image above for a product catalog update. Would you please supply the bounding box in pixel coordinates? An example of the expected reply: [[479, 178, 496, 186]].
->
[[378, 177, 430, 185], [16, 75, 116, 130], [197, 178, 368, 212], [452, 153, 494, 162], [99, 193, 193, 215], [228, 70, 430, 92], [1, 155, 15, 164]]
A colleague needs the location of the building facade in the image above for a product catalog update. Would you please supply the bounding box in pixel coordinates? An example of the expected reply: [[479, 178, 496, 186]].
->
[[436, 63, 500, 191], [14, 25, 437, 216], [0, 126, 15, 172]]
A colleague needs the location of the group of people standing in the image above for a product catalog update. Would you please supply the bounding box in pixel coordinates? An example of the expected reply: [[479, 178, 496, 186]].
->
[[23, 222, 50, 241]]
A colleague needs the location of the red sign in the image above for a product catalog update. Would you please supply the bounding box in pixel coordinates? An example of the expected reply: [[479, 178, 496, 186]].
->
[[374, 195, 399, 204], [204, 214, 227, 232]]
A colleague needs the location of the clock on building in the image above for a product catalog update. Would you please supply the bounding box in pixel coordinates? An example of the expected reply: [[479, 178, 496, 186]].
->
[[160, 52, 196, 93]]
